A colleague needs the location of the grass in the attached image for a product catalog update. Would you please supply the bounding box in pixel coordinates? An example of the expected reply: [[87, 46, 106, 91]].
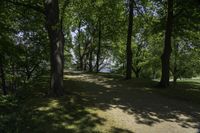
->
[[154, 79, 200, 104], [0, 72, 200, 133]]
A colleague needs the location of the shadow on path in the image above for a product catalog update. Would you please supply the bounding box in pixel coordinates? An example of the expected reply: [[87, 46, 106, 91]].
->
[[1, 72, 200, 133], [64, 72, 200, 129]]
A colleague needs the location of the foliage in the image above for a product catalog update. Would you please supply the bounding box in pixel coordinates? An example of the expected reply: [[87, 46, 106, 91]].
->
[[0, 0, 200, 94]]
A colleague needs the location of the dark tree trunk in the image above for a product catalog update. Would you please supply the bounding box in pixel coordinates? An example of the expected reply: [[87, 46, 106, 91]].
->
[[135, 69, 140, 78], [89, 35, 94, 72], [89, 48, 93, 72], [173, 74, 177, 84], [83, 61, 87, 71], [85, 52, 90, 71], [44, 0, 64, 96], [0, 57, 7, 95], [82, 39, 91, 71], [159, 0, 173, 88], [126, 0, 134, 80], [80, 56, 83, 71], [78, 20, 83, 71], [96, 19, 101, 73], [83, 53, 87, 71]]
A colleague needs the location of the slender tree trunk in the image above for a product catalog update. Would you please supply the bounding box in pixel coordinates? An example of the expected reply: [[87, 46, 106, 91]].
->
[[80, 56, 83, 71], [89, 35, 94, 72], [159, 0, 173, 88], [85, 52, 90, 71], [135, 69, 140, 78], [89, 51, 93, 72], [89, 44, 93, 72], [0, 57, 7, 95], [96, 19, 101, 73], [83, 59, 87, 71], [78, 20, 83, 70], [173, 75, 177, 84], [126, 0, 134, 80], [44, 0, 64, 96]]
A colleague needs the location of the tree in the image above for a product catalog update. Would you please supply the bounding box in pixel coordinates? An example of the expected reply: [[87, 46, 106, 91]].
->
[[159, 0, 173, 88], [96, 18, 102, 73], [6, 0, 66, 96], [44, 0, 65, 96], [126, 0, 134, 79]]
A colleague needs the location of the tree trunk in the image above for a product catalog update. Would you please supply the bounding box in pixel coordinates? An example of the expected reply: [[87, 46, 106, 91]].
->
[[135, 69, 140, 78], [96, 18, 101, 73], [78, 20, 83, 71], [159, 0, 173, 88], [83, 55, 87, 71], [0, 57, 7, 95], [80, 56, 83, 71], [44, 0, 64, 96], [89, 47, 93, 72], [126, 0, 134, 80], [85, 52, 90, 71], [173, 74, 177, 84]]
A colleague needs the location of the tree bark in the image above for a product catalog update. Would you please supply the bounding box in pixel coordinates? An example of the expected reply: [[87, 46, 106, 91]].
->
[[126, 0, 134, 80], [7, 0, 65, 96], [96, 18, 101, 73], [89, 46, 93, 72], [159, 0, 173, 88], [44, 0, 64, 96], [77, 20, 83, 70], [0, 57, 7, 95]]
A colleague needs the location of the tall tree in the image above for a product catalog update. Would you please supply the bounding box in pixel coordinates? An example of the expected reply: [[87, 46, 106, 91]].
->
[[96, 18, 102, 73], [77, 20, 83, 70], [159, 0, 173, 87], [44, 0, 65, 96], [126, 0, 134, 79], [6, 0, 65, 96]]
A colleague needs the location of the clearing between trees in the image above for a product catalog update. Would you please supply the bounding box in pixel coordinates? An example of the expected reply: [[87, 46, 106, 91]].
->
[[1, 72, 200, 133]]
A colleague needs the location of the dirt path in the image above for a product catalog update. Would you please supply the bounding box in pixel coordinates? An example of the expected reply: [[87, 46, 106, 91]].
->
[[64, 72, 200, 133]]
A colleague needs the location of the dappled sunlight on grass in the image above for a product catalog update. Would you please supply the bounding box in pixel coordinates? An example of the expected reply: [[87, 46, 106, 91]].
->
[[1, 72, 200, 133], [36, 99, 60, 111], [17, 95, 106, 133], [63, 72, 200, 133]]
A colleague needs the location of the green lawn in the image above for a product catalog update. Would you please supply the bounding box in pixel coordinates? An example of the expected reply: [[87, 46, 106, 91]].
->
[[0, 72, 200, 133], [155, 79, 200, 104]]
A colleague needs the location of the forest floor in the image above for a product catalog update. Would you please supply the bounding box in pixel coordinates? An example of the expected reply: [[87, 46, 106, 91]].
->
[[1, 71, 200, 133]]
